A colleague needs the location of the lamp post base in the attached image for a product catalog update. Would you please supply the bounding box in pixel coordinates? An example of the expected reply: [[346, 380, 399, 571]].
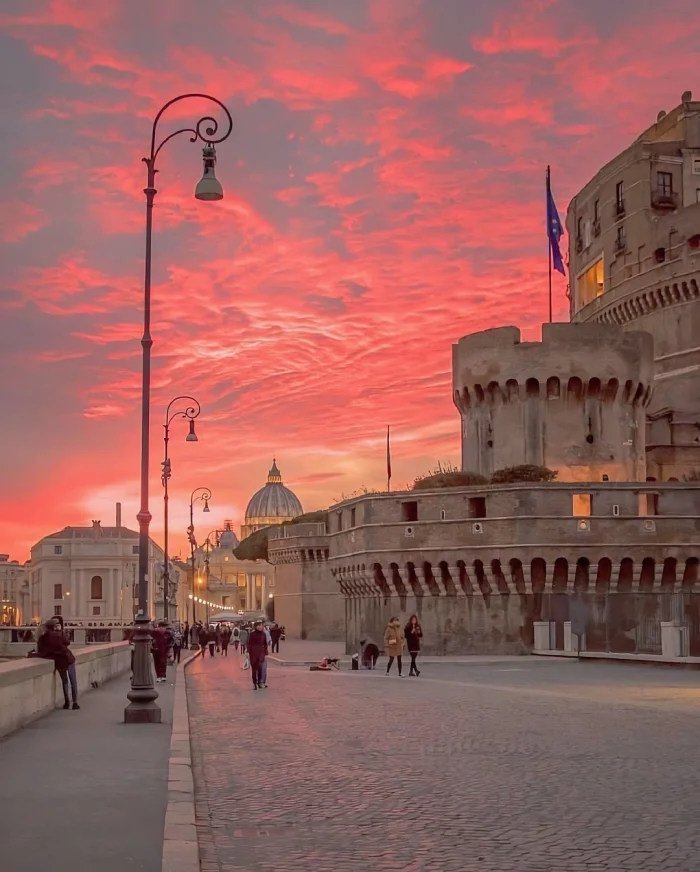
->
[[124, 613, 161, 724]]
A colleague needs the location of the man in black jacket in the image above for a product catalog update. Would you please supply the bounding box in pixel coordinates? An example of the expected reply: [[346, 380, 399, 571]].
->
[[247, 620, 268, 690]]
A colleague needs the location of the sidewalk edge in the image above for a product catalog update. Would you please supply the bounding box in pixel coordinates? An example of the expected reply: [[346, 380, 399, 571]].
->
[[161, 649, 201, 872]]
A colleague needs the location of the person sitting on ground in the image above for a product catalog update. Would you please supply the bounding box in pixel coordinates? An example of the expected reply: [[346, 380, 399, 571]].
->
[[360, 638, 380, 670], [38, 617, 80, 709]]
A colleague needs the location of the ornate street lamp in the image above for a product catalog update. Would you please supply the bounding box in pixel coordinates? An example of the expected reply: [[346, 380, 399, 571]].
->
[[125, 94, 232, 726], [188, 488, 212, 627], [161, 396, 201, 623]]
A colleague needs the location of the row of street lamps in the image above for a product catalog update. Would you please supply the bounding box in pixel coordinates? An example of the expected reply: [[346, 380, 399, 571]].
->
[[124, 93, 233, 724]]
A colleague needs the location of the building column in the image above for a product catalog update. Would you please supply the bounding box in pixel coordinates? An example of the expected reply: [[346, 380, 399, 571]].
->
[[246, 574, 253, 610]]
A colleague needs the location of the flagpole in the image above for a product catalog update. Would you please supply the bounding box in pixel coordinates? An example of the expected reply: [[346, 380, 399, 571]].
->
[[386, 425, 391, 493], [547, 165, 553, 323]]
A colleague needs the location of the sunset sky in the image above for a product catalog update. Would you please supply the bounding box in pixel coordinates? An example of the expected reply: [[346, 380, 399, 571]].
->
[[1, 0, 698, 561]]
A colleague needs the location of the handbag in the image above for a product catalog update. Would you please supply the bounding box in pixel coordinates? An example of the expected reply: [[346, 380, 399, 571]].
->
[[241, 654, 250, 670]]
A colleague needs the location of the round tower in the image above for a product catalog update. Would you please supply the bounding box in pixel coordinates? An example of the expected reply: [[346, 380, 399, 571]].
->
[[452, 323, 654, 482]]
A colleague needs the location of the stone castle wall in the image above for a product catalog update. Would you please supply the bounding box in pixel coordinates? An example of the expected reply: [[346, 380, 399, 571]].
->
[[452, 323, 654, 481]]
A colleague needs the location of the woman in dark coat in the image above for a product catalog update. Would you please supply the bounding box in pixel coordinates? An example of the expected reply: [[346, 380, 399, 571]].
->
[[404, 614, 423, 676], [38, 618, 80, 708]]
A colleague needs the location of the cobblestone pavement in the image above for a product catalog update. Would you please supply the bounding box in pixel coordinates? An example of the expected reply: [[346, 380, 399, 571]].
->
[[187, 655, 700, 872]]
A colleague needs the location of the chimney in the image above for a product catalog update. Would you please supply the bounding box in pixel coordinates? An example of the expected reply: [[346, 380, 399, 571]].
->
[[116, 502, 122, 532]]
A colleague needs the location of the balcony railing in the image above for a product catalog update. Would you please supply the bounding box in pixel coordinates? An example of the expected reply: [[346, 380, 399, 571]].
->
[[614, 235, 626, 254], [575, 236, 583, 253], [593, 219, 601, 237], [651, 188, 679, 210], [614, 199, 626, 218]]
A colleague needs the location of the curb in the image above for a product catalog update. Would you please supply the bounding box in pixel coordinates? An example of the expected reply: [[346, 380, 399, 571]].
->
[[161, 648, 201, 872]]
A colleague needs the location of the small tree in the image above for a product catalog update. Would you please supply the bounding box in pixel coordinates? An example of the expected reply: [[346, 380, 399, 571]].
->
[[491, 465, 558, 484]]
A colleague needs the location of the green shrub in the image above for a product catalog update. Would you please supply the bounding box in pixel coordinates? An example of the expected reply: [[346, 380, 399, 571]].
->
[[413, 470, 489, 490], [490, 465, 557, 484]]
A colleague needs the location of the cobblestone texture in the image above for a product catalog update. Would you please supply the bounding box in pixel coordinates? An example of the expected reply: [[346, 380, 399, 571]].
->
[[187, 655, 700, 872]]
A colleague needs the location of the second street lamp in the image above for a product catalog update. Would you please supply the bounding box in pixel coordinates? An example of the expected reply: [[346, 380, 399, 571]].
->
[[161, 396, 201, 623], [188, 487, 212, 627]]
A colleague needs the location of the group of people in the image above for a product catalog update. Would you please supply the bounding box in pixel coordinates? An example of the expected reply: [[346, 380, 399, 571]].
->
[[360, 614, 424, 677]]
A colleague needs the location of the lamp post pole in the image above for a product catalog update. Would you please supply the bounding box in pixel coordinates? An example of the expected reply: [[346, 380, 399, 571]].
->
[[162, 396, 201, 623], [188, 487, 212, 627], [124, 94, 232, 726], [203, 530, 218, 622]]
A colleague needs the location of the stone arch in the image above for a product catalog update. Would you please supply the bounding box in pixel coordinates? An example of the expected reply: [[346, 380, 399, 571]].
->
[[422, 562, 440, 597], [574, 557, 590, 591], [373, 563, 391, 598], [505, 379, 519, 401], [622, 380, 634, 403], [474, 384, 485, 403], [595, 557, 612, 590], [456, 560, 473, 594], [509, 558, 526, 594], [491, 559, 510, 595], [639, 557, 655, 591], [531, 557, 546, 593], [462, 387, 472, 408], [632, 383, 645, 406], [526, 377, 540, 399], [617, 557, 634, 592], [603, 378, 619, 401], [587, 378, 601, 398], [390, 563, 407, 598], [661, 557, 677, 588], [487, 381, 502, 405], [682, 557, 699, 590], [438, 561, 456, 595], [473, 559, 490, 599], [546, 376, 560, 400], [406, 562, 423, 598], [567, 377, 583, 402], [552, 557, 568, 592]]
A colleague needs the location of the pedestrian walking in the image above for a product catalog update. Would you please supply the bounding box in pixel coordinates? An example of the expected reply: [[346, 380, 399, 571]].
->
[[232, 624, 240, 652], [404, 615, 423, 676], [172, 626, 183, 663], [151, 621, 169, 682], [259, 624, 273, 687], [183, 622, 190, 650], [383, 617, 405, 676], [37, 617, 80, 709], [221, 625, 231, 656], [247, 620, 268, 690], [199, 623, 208, 655], [207, 625, 217, 657], [270, 623, 281, 653], [240, 625, 249, 655], [215, 624, 222, 653]]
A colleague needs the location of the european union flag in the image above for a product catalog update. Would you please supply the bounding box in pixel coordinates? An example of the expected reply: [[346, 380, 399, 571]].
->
[[546, 168, 566, 276]]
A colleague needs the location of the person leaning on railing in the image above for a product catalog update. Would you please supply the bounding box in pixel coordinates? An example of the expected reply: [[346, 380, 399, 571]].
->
[[37, 617, 80, 710]]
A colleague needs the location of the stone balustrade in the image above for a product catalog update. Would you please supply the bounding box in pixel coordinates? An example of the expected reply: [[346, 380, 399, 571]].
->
[[0, 641, 131, 738]]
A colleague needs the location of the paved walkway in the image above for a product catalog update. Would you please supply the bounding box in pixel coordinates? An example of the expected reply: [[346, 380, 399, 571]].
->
[[0, 668, 177, 872], [270, 638, 533, 665], [187, 656, 700, 872]]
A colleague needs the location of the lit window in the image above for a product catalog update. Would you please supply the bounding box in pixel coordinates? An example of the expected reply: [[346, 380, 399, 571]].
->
[[572, 494, 592, 516]]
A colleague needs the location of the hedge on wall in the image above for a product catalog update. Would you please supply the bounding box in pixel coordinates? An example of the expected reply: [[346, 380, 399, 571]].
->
[[490, 465, 557, 484]]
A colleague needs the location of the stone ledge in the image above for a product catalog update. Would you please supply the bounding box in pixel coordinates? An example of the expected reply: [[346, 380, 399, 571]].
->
[[533, 649, 700, 667], [161, 648, 201, 872]]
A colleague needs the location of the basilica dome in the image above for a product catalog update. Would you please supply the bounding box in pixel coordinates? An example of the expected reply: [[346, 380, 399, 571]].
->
[[241, 459, 303, 539]]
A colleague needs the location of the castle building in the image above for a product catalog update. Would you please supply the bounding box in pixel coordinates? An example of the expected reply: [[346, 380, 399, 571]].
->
[[566, 90, 700, 481], [240, 459, 303, 539], [268, 97, 700, 655]]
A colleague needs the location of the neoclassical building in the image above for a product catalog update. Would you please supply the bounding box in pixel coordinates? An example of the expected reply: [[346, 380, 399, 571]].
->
[[190, 520, 274, 614], [0, 554, 27, 625], [240, 459, 303, 539], [27, 504, 177, 626]]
